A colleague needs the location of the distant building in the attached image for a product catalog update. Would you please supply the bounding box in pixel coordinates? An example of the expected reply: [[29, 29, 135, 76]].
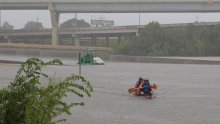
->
[[91, 20, 114, 27]]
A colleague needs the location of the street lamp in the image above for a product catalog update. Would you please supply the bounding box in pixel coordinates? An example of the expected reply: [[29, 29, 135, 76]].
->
[[0, 10, 1, 29]]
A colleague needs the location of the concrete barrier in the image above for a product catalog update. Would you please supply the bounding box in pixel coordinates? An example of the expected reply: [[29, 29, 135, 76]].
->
[[0, 46, 220, 65], [97, 54, 220, 65]]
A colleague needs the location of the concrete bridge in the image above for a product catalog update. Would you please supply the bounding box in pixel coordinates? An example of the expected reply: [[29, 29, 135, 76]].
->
[[0, 0, 220, 45], [1, 22, 219, 37], [0, 26, 138, 37], [0, 0, 219, 12], [1, 21, 220, 46], [0, 26, 138, 46]]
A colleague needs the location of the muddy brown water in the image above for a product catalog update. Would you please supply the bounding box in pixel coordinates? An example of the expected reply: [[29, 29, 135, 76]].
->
[[0, 56, 220, 124]]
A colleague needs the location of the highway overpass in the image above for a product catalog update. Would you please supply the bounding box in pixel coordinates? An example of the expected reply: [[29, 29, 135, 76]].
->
[[0, 0, 219, 13], [1, 22, 219, 37], [0, 26, 138, 37], [0, 0, 220, 45], [0, 26, 138, 46], [1, 21, 220, 46]]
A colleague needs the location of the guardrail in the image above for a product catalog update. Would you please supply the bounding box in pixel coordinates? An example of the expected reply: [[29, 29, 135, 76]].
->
[[0, 25, 140, 33], [0, 26, 139, 37]]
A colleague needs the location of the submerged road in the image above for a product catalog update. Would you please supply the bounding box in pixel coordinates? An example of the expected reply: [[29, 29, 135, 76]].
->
[[0, 57, 220, 124]]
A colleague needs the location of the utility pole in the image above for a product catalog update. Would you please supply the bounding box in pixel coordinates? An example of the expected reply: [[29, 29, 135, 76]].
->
[[36, 14, 39, 23], [74, 13, 79, 47], [138, 13, 141, 28], [0, 10, 1, 29], [75, 13, 77, 28], [78, 52, 81, 75], [196, 15, 199, 23]]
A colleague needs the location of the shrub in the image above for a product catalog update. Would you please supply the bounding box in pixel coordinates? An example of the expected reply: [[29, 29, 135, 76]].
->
[[0, 58, 93, 124]]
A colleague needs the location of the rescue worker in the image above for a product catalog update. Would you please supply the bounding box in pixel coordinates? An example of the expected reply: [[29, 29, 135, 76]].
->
[[135, 77, 153, 96]]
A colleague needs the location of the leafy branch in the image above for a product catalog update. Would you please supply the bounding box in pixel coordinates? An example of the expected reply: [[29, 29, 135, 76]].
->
[[0, 58, 93, 124]]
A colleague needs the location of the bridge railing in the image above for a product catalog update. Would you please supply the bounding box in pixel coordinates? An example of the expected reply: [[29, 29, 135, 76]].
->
[[0, 26, 140, 33]]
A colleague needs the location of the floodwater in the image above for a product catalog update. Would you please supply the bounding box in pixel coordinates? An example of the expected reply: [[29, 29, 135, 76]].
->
[[0, 55, 220, 124]]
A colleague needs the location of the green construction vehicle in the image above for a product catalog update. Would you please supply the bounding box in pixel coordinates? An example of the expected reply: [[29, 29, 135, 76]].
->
[[79, 49, 104, 65]]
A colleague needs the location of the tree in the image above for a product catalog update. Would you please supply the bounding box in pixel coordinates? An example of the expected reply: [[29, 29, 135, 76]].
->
[[138, 21, 166, 56], [0, 58, 93, 124], [60, 18, 90, 28], [1, 21, 14, 30], [113, 21, 166, 56], [113, 21, 220, 56], [23, 21, 43, 29]]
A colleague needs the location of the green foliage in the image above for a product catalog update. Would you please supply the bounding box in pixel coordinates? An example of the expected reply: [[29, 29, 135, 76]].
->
[[0, 58, 93, 124], [23, 21, 44, 29], [60, 18, 90, 28], [113, 21, 220, 56]]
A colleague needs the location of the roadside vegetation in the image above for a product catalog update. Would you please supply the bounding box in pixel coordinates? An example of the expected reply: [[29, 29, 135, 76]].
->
[[59, 18, 90, 28], [113, 21, 220, 56], [0, 58, 93, 124]]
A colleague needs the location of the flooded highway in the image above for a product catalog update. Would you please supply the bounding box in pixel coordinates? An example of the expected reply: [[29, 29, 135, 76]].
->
[[0, 56, 220, 124]]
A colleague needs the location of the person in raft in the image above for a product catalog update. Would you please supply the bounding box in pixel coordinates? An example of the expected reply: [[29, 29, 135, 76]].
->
[[135, 77, 153, 96]]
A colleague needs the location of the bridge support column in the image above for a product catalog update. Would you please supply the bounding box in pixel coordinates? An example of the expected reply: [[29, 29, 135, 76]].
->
[[129, 35, 134, 41], [6, 36, 12, 44], [49, 3, 60, 46], [118, 36, 122, 44], [106, 37, 110, 47], [75, 36, 80, 47], [91, 36, 96, 46], [8, 38, 12, 44]]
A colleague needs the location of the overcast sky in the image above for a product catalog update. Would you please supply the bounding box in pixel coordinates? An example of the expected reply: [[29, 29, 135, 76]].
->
[[1, 10, 220, 29]]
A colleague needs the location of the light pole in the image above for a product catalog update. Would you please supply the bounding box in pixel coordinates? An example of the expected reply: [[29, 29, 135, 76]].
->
[[138, 13, 141, 28], [72, 13, 78, 46], [0, 10, 1, 29], [36, 14, 39, 23], [75, 13, 77, 28]]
